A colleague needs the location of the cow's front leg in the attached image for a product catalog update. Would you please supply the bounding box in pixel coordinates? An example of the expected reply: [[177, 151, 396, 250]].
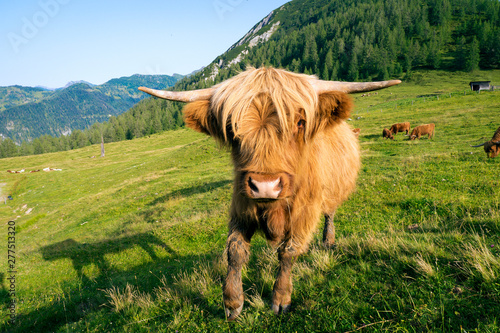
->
[[223, 229, 251, 321], [322, 213, 336, 248], [272, 246, 295, 315]]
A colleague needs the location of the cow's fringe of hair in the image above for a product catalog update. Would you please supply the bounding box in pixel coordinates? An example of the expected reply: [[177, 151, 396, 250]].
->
[[211, 67, 318, 142]]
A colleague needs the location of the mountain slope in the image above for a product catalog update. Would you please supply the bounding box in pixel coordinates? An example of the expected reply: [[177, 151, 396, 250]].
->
[[175, 0, 499, 90], [0, 86, 53, 112], [0, 74, 181, 142]]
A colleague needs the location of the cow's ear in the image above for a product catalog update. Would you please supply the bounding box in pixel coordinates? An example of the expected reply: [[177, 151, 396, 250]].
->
[[183, 100, 215, 136], [317, 91, 353, 127]]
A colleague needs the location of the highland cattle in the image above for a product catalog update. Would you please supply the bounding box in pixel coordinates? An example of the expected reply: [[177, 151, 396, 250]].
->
[[471, 126, 500, 158], [139, 67, 400, 320], [390, 122, 410, 136], [410, 123, 435, 140], [383, 128, 394, 140]]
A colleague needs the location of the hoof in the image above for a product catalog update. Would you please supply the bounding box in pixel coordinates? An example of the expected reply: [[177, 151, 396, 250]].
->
[[225, 303, 243, 321], [272, 302, 291, 315]]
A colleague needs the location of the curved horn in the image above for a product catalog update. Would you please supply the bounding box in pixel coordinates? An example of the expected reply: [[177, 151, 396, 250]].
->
[[138, 86, 214, 102], [311, 79, 402, 94], [471, 142, 487, 147]]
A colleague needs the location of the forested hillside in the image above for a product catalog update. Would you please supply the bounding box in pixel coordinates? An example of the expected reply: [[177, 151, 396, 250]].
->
[[0, 74, 181, 144], [0, 86, 53, 112], [180, 0, 499, 88], [1, 0, 499, 158]]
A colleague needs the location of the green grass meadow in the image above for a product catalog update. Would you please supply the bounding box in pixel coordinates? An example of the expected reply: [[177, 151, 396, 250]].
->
[[1, 70, 499, 332]]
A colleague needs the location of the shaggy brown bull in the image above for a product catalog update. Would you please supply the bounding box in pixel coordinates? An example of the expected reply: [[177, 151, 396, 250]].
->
[[139, 67, 400, 320], [410, 123, 435, 140], [382, 128, 394, 140], [471, 126, 500, 158], [390, 122, 410, 136]]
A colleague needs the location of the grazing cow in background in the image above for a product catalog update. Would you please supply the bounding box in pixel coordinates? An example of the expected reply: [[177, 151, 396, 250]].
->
[[410, 123, 435, 140], [471, 126, 500, 158], [382, 128, 394, 140], [139, 67, 400, 320], [352, 128, 361, 138], [390, 122, 411, 136]]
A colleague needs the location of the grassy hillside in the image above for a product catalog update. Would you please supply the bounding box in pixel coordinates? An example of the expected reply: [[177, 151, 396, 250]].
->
[[0, 71, 499, 332]]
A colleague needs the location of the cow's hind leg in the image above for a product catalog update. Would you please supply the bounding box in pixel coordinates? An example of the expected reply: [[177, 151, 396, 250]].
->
[[322, 213, 336, 248], [272, 246, 295, 315], [223, 228, 252, 321]]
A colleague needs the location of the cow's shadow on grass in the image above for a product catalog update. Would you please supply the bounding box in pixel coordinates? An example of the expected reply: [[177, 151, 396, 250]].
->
[[362, 134, 412, 141], [6, 232, 224, 332], [40, 233, 176, 283], [0, 273, 11, 312]]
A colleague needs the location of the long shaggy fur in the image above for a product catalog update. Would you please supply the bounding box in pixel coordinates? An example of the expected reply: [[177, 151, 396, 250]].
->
[[187, 67, 359, 253], [390, 122, 411, 135], [383, 128, 394, 139], [181, 67, 361, 318], [212, 67, 318, 142], [410, 123, 435, 140], [475, 126, 500, 158]]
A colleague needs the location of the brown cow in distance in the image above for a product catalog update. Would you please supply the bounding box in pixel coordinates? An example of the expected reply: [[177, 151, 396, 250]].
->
[[382, 128, 394, 140], [390, 122, 410, 136], [139, 67, 400, 320], [410, 123, 435, 140], [471, 126, 500, 158], [352, 128, 361, 138]]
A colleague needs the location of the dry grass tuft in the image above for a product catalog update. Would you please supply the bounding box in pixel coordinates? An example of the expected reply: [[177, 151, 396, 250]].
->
[[103, 284, 154, 312], [309, 245, 343, 271], [254, 246, 279, 288], [414, 253, 436, 277], [246, 287, 266, 310], [461, 234, 500, 283]]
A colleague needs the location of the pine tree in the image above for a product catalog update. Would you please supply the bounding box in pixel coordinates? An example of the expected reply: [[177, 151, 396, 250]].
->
[[331, 60, 340, 80], [33, 138, 44, 155], [427, 31, 442, 69], [324, 48, 334, 78], [19, 141, 34, 156], [347, 53, 359, 81], [0, 139, 18, 158], [321, 63, 330, 80], [455, 36, 468, 70], [291, 58, 302, 73], [466, 37, 480, 71]]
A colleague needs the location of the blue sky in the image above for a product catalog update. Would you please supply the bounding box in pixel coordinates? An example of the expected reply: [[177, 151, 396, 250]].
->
[[0, 0, 290, 88]]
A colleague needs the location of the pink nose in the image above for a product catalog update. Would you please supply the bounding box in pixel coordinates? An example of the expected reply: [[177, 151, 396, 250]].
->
[[247, 176, 282, 199]]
